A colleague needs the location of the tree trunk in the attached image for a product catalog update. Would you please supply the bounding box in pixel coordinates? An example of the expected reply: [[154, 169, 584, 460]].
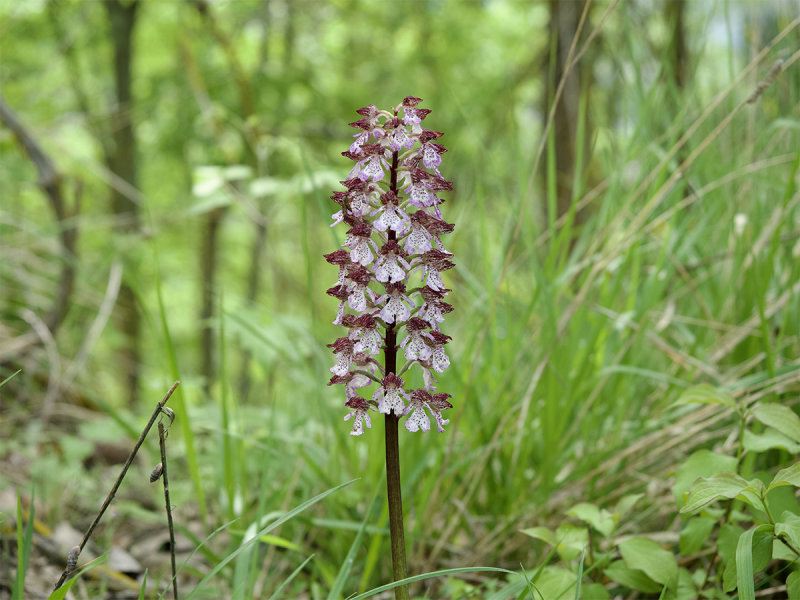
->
[[105, 0, 141, 406], [545, 0, 592, 223]]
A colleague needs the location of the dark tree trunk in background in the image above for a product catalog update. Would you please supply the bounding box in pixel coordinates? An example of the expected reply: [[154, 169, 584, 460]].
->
[[545, 0, 593, 223], [665, 0, 688, 89], [105, 0, 141, 406]]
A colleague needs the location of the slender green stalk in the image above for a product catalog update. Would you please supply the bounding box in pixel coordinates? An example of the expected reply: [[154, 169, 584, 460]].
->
[[385, 414, 408, 599]]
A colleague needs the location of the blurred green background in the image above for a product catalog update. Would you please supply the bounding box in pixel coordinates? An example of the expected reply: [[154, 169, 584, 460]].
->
[[2, 0, 800, 597]]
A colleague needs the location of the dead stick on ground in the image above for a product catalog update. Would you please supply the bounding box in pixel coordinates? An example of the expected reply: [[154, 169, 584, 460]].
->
[[53, 381, 180, 590], [158, 416, 179, 600]]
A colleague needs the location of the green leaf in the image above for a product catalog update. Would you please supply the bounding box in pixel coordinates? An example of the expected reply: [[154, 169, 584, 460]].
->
[[614, 494, 643, 520], [532, 566, 577, 599], [580, 583, 609, 600], [752, 404, 800, 442], [674, 384, 736, 409], [566, 502, 615, 537], [603, 560, 661, 594], [743, 429, 800, 454], [673, 450, 737, 506], [679, 517, 716, 555], [718, 524, 744, 592], [735, 524, 774, 600], [554, 523, 589, 562], [787, 571, 800, 600], [681, 472, 750, 514], [775, 511, 800, 552], [520, 526, 556, 547], [768, 464, 800, 491], [618, 537, 677, 588]]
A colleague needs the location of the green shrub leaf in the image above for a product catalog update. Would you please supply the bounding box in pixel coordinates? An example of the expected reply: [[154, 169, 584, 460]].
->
[[603, 560, 662, 594], [775, 511, 800, 551], [567, 502, 615, 537], [787, 571, 800, 600], [743, 429, 800, 454], [673, 450, 737, 506], [520, 526, 556, 547], [674, 384, 736, 408], [681, 472, 750, 514], [768, 464, 800, 491], [752, 404, 800, 442], [618, 537, 677, 588], [679, 517, 716, 555]]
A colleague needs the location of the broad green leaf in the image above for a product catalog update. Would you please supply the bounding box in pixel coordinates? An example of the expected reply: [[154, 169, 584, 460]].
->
[[554, 523, 588, 562], [603, 560, 661, 594], [752, 404, 800, 442], [673, 450, 737, 505], [674, 384, 736, 408], [676, 567, 698, 600], [614, 494, 643, 520], [618, 537, 677, 588], [768, 464, 800, 491], [774, 538, 796, 561], [567, 502, 615, 537], [788, 571, 800, 600], [532, 566, 577, 599], [580, 583, 609, 600], [681, 472, 750, 513], [743, 429, 800, 454], [679, 517, 715, 555], [520, 526, 556, 547], [735, 524, 773, 600], [775, 511, 800, 551]]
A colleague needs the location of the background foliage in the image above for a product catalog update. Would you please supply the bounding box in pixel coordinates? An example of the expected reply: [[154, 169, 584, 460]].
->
[[2, 0, 800, 597]]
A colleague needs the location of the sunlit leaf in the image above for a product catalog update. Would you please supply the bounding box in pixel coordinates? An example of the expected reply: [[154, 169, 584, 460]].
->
[[673, 384, 736, 409], [752, 404, 800, 442], [681, 472, 749, 514], [768, 464, 800, 491], [618, 537, 677, 588]]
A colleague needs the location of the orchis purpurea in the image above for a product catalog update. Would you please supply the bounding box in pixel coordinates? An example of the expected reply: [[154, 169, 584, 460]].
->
[[325, 97, 455, 437]]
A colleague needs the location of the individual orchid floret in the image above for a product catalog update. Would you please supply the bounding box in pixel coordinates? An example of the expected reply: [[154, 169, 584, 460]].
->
[[376, 282, 415, 324], [400, 317, 433, 362], [425, 330, 452, 372], [374, 240, 411, 284], [329, 371, 372, 397], [372, 191, 409, 234], [342, 178, 376, 216], [325, 284, 349, 325], [323, 250, 352, 286], [427, 392, 453, 432], [344, 219, 378, 266], [384, 116, 415, 152], [345, 142, 388, 182], [419, 129, 446, 171], [350, 313, 382, 356], [416, 249, 455, 291], [344, 396, 374, 436], [328, 336, 356, 376], [401, 96, 431, 134], [373, 373, 409, 416], [402, 389, 452, 433], [344, 266, 375, 312], [417, 286, 453, 330]]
